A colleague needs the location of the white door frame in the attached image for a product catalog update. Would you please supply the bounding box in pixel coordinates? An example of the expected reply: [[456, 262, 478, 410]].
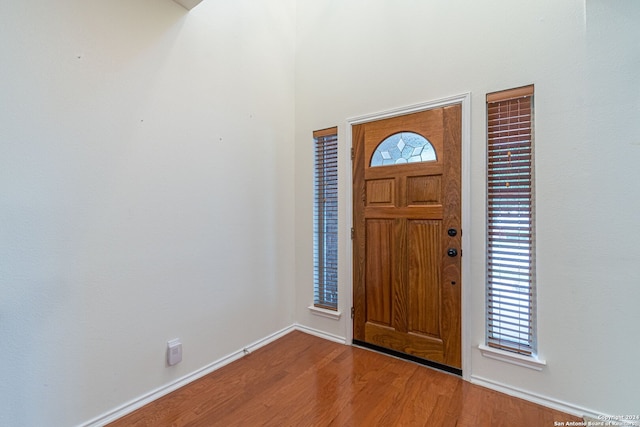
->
[[343, 92, 472, 379]]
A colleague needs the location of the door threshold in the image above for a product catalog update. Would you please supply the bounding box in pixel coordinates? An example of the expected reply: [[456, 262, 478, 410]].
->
[[352, 339, 462, 377]]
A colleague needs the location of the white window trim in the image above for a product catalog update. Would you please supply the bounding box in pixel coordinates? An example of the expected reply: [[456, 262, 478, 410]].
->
[[308, 305, 342, 320], [478, 344, 546, 371]]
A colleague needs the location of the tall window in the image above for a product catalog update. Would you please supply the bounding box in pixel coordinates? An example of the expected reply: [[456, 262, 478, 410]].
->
[[313, 127, 338, 310], [486, 85, 536, 355]]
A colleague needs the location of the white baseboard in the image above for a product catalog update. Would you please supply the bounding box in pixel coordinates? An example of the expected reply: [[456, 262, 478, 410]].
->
[[293, 323, 347, 344], [80, 325, 297, 427], [470, 374, 604, 420]]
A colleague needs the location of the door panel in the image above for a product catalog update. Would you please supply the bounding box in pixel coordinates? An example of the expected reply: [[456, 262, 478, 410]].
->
[[407, 176, 441, 205], [365, 219, 393, 326], [366, 179, 395, 206], [408, 220, 441, 337], [353, 105, 462, 369]]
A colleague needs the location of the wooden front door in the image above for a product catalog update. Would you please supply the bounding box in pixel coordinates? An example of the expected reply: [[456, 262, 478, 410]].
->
[[352, 104, 462, 370]]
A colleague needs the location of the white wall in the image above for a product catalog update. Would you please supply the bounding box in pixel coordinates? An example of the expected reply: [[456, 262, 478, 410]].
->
[[2, 0, 639, 424], [0, 0, 296, 425], [294, 0, 640, 417]]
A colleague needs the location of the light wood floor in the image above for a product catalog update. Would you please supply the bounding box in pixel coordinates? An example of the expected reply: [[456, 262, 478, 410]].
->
[[108, 331, 582, 426]]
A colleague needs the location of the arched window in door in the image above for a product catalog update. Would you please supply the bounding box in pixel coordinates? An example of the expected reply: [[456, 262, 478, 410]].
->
[[370, 131, 436, 167]]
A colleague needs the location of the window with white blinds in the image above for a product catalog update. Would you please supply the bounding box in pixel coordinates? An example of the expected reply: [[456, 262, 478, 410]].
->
[[486, 85, 536, 355], [313, 127, 338, 310]]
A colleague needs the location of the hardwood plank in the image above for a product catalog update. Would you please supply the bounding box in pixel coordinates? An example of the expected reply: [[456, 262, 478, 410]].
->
[[108, 331, 583, 426]]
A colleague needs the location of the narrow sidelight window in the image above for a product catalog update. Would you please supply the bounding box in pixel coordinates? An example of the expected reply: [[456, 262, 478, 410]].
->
[[313, 127, 338, 310], [486, 85, 536, 355]]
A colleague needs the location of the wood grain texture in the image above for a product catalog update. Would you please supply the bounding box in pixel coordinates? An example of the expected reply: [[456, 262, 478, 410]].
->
[[441, 104, 462, 368], [352, 124, 366, 341], [408, 220, 441, 337], [365, 219, 393, 326], [407, 175, 442, 205], [108, 331, 582, 427], [354, 106, 461, 369], [364, 322, 445, 363], [364, 205, 444, 219], [366, 179, 395, 205], [365, 163, 444, 180], [362, 109, 444, 169], [392, 217, 408, 333]]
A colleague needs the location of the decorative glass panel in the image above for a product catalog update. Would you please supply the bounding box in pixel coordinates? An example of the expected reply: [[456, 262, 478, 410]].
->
[[370, 132, 436, 167]]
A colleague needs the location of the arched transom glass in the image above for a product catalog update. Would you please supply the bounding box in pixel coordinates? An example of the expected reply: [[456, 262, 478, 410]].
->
[[370, 132, 436, 167]]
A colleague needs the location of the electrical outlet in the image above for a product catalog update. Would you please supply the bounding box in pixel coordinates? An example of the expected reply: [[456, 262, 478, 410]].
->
[[167, 339, 182, 366]]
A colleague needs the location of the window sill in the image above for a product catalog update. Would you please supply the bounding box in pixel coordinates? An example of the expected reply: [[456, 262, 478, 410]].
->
[[308, 305, 342, 320], [478, 344, 546, 371]]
